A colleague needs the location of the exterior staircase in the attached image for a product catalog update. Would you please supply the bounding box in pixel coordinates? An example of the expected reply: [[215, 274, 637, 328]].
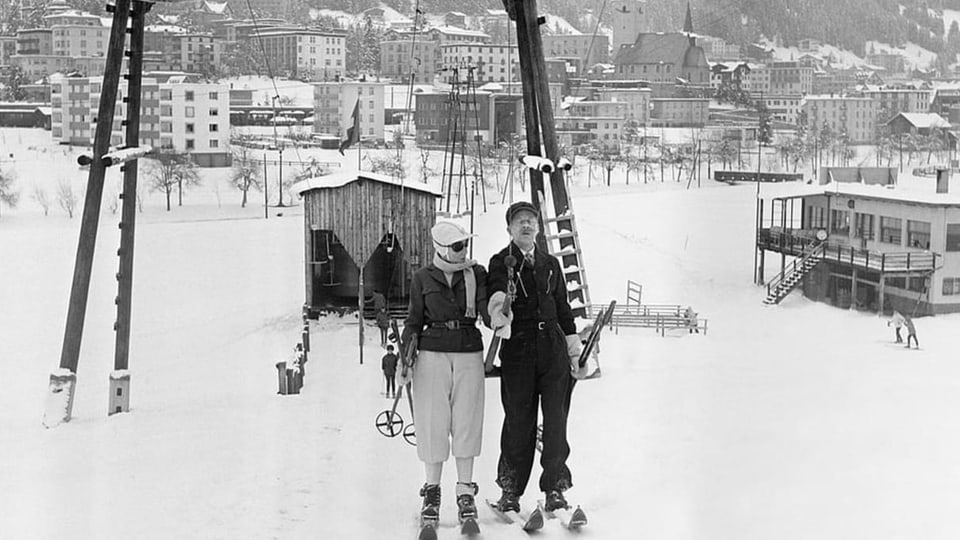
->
[[763, 242, 825, 305]]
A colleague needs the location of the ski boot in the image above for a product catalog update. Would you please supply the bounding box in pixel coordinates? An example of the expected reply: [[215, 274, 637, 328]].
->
[[457, 482, 480, 535], [543, 489, 569, 512], [495, 489, 521, 513], [457, 482, 479, 521], [419, 483, 441, 526]]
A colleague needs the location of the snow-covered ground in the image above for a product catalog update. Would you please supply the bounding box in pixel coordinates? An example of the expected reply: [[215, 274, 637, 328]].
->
[[2, 126, 960, 539]]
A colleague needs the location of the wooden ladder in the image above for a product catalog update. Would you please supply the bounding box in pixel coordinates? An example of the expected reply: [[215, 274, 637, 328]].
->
[[538, 192, 592, 319]]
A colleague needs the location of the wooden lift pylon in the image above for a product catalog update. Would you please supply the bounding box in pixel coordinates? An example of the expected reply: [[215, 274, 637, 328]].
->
[[44, 0, 171, 428]]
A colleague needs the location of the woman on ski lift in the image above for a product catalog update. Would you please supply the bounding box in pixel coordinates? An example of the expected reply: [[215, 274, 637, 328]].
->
[[400, 221, 490, 533]]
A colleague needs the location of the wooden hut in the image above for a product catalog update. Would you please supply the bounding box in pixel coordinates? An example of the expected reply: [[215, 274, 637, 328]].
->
[[293, 171, 441, 317]]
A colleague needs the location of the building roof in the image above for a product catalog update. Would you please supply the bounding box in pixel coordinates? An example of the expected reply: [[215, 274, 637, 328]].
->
[[613, 32, 701, 66], [428, 26, 489, 38], [763, 177, 960, 206], [889, 112, 950, 129], [292, 171, 442, 197], [203, 1, 229, 14]]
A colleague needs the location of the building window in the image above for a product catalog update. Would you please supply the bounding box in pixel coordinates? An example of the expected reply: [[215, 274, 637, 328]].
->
[[185, 139, 194, 150], [808, 206, 827, 229], [160, 121, 171, 132], [210, 139, 219, 148], [907, 220, 931, 249], [185, 106, 195, 118], [160, 105, 172, 116], [907, 276, 927, 293], [185, 91, 194, 101], [209, 123, 218, 132], [854, 213, 874, 240], [161, 89, 172, 100], [208, 91, 218, 100], [186, 123, 194, 133], [209, 108, 218, 116], [946, 224, 960, 251], [830, 209, 850, 236], [880, 216, 902, 245], [943, 277, 960, 296]]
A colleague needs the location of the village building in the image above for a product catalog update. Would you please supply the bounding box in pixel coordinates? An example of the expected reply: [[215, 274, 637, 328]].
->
[[438, 43, 519, 84], [292, 171, 441, 315], [379, 38, 439, 83], [313, 80, 386, 142], [757, 168, 960, 315], [541, 32, 609, 75], [611, 32, 710, 95], [49, 72, 232, 166], [802, 95, 879, 144], [650, 97, 709, 127], [609, 0, 649, 53], [413, 90, 522, 145]]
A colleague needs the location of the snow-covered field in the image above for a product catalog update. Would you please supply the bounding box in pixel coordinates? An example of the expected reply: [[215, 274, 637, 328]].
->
[[2, 126, 960, 539]]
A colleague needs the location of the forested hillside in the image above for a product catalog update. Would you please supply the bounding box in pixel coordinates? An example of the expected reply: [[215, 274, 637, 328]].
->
[[309, 0, 960, 59]]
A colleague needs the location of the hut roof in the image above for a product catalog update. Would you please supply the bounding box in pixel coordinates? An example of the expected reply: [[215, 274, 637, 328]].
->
[[292, 170, 442, 197]]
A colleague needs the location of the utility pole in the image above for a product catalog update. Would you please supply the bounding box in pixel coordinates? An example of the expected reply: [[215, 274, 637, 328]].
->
[[263, 153, 268, 219], [278, 146, 284, 207], [754, 91, 764, 285]]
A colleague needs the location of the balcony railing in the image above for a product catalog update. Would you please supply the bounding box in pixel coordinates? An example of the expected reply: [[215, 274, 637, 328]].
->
[[759, 228, 940, 273]]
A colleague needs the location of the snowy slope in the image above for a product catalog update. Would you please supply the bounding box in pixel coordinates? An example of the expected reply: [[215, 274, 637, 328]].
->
[[2, 128, 960, 539]]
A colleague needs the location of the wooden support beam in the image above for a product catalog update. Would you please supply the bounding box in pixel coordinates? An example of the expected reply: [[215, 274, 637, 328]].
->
[[58, 0, 132, 374]]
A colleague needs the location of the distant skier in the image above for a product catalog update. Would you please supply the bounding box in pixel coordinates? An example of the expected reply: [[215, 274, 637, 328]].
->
[[684, 306, 699, 334], [372, 291, 390, 348], [381, 344, 398, 398], [887, 311, 905, 343], [903, 314, 919, 349]]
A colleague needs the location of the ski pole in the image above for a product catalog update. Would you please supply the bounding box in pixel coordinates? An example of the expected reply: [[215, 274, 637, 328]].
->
[[485, 254, 517, 375]]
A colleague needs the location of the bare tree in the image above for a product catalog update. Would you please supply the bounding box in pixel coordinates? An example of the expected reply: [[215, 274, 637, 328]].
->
[[230, 144, 263, 208], [419, 147, 437, 186], [0, 166, 19, 218], [56, 179, 79, 218], [146, 151, 198, 211], [368, 151, 404, 178], [31, 184, 51, 216]]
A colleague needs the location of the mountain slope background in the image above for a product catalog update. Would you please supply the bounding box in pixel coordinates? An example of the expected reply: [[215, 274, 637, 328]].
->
[[309, 0, 960, 61]]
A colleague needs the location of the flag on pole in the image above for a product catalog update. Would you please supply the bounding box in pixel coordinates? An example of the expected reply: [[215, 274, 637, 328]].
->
[[339, 98, 360, 155]]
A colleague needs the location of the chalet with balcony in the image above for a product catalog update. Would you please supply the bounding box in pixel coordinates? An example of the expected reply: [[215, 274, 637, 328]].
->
[[757, 167, 960, 315]]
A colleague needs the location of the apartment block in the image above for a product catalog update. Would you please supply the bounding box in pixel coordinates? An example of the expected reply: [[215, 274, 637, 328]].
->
[[144, 26, 221, 75], [595, 87, 652, 123], [859, 86, 931, 122], [439, 43, 519, 83], [650, 98, 709, 127], [254, 28, 347, 81], [542, 33, 609, 73], [743, 61, 813, 96], [555, 115, 623, 151], [802, 95, 879, 144], [380, 39, 439, 83], [50, 73, 231, 166], [313, 81, 386, 142]]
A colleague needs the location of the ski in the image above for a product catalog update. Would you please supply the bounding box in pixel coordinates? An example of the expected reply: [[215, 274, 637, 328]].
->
[[417, 520, 438, 540], [460, 516, 480, 536], [485, 499, 544, 532], [574, 300, 616, 380], [538, 500, 588, 531]]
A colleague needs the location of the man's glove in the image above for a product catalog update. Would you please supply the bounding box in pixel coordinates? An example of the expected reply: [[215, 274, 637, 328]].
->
[[488, 291, 513, 340], [565, 334, 583, 376]]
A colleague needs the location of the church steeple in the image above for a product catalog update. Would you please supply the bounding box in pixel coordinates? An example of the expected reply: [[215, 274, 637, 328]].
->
[[682, 2, 694, 34]]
